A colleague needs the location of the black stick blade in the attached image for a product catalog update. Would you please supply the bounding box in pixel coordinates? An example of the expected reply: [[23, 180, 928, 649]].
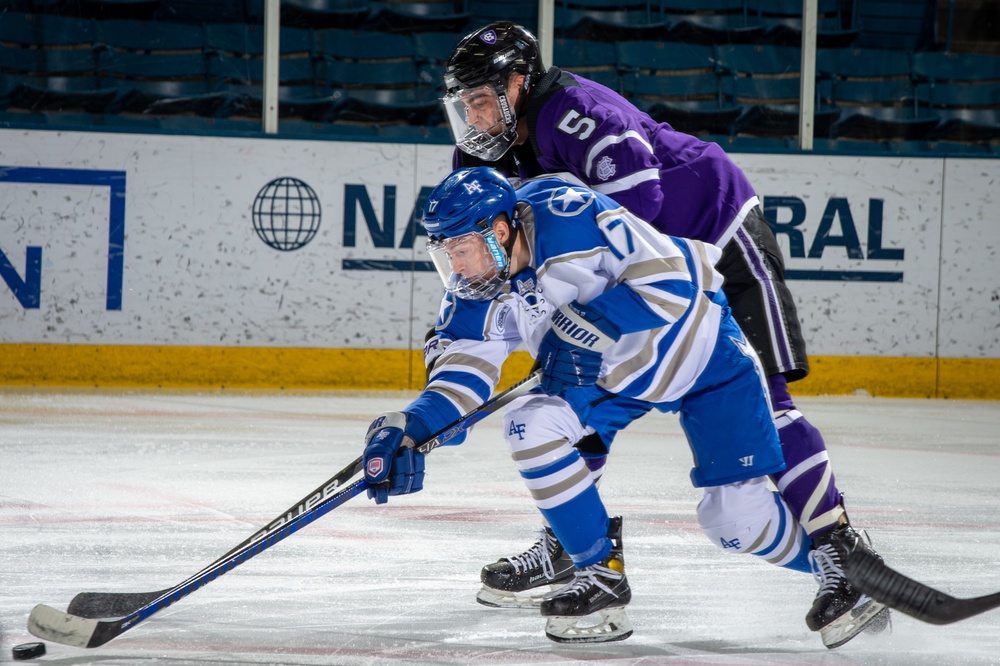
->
[[847, 548, 1000, 625], [68, 590, 167, 619]]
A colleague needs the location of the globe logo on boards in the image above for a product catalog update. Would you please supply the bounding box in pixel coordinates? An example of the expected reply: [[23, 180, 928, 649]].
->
[[251, 177, 321, 251]]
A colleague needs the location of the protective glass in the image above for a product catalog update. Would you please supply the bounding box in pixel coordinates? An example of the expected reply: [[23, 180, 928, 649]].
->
[[426, 229, 509, 301], [441, 83, 517, 162]]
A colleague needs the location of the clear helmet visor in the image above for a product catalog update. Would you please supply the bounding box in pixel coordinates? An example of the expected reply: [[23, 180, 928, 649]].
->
[[426, 229, 509, 300], [442, 84, 518, 162]]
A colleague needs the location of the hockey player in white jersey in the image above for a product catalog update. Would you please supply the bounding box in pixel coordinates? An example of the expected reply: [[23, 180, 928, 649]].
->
[[361, 166, 887, 645]]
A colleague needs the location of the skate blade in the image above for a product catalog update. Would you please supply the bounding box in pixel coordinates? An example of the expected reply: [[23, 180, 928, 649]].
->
[[821, 597, 890, 649], [544, 606, 633, 644], [864, 606, 892, 635], [476, 585, 554, 609]]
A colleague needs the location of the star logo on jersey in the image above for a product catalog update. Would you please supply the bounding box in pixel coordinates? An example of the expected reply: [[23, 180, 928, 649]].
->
[[547, 186, 594, 217]]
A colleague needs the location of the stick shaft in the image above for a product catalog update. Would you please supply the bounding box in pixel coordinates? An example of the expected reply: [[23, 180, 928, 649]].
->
[[30, 372, 541, 648], [67, 454, 364, 618]]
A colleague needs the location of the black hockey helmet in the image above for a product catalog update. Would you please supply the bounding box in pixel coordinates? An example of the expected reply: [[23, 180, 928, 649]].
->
[[442, 23, 546, 161], [444, 22, 546, 93]]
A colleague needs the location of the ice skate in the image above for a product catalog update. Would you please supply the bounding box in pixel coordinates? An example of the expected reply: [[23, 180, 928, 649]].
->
[[807, 521, 891, 649], [539, 519, 631, 643], [476, 526, 576, 608]]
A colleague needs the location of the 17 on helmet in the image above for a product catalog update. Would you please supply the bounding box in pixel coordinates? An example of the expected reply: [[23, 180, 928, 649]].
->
[[422, 167, 518, 301], [442, 22, 545, 162]]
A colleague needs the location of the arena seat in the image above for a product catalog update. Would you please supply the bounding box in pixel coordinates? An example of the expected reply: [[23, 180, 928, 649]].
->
[[467, 0, 537, 32], [659, 0, 746, 12], [830, 105, 939, 141], [321, 59, 419, 90], [553, 38, 618, 72], [203, 23, 312, 59], [911, 51, 1000, 85], [752, 0, 858, 47], [555, 0, 668, 42], [333, 87, 442, 125], [663, 12, 766, 45], [926, 108, 1000, 142], [617, 39, 716, 75], [0, 12, 96, 49], [362, 1, 471, 34], [855, 0, 935, 50], [99, 49, 209, 81], [654, 99, 746, 136], [153, 0, 249, 23], [1, 45, 102, 83], [816, 46, 912, 82], [273, 0, 371, 29], [10, 76, 120, 114], [413, 31, 467, 67], [118, 80, 234, 116], [209, 54, 316, 89], [312, 27, 416, 61], [95, 19, 204, 54], [729, 77, 841, 138], [66, 0, 161, 21]]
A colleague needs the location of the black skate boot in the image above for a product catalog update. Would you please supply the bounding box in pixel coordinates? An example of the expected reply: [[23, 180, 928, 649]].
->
[[807, 521, 891, 648], [540, 517, 632, 643], [476, 526, 576, 608]]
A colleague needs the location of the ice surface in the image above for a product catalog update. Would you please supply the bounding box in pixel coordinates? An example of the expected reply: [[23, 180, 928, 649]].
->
[[1, 388, 998, 665]]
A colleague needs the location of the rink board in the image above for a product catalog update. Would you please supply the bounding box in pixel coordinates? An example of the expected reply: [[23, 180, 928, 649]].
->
[[0, 129, 998, 397]]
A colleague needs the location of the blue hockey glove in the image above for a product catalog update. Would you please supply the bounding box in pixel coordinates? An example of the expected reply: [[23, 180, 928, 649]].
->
[[362, 412, 427, 505], [537, 300, 621, 395]]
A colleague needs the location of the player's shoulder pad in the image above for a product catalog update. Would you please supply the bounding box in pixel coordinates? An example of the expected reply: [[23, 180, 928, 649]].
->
[[534, 72, 631, 129], [517, 176, 619, 222], [516, 178, 616, 259]]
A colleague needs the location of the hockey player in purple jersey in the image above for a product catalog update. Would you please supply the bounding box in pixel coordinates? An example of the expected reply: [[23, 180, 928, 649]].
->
[[430, 22, 890, 648], [362, 167, 888, 645]]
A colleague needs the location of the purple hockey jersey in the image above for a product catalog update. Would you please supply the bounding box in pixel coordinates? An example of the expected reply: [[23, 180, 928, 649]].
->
[[456, 68, 759, 247]]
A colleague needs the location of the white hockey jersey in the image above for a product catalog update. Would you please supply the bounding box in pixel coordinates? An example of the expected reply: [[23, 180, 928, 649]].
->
[[406, 176, 726, 438]]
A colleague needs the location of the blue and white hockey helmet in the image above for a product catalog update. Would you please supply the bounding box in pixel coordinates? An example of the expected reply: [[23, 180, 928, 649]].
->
[[421, 167, 517, 301]]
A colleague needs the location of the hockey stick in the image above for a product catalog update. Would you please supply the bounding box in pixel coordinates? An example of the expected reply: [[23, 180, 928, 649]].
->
[[847, 547, 1000, 625], [66, 370, 542, 621], [27, 371, 541, 649], [65, 455, 367, 619]]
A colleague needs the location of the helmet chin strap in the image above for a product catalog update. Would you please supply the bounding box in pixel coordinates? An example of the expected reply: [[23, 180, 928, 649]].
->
[[499, 214, 520, 273], [512, 73, 531, 123], [496, 83, 516, 128], [495, 71, 528, 132], [509, 74, 533, 147]]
